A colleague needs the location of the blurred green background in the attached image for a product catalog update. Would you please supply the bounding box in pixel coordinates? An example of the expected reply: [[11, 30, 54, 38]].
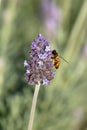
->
[[0, 0, 87, 130]]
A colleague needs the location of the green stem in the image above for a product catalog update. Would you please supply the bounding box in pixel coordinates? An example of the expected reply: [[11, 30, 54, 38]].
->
[[28, 82, 41, 130]]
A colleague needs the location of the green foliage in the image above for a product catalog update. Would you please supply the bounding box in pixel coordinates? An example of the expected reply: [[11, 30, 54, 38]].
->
[[0, 0, 87, 130]]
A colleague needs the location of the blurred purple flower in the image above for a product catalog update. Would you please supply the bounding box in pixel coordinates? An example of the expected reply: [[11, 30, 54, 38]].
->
[[24, 34, 55, 85], [41, 0, 61, 37]]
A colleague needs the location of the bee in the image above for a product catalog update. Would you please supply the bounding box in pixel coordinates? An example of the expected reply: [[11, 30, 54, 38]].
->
[[51, 50, 69, 69], [51, 50, 60, 69]]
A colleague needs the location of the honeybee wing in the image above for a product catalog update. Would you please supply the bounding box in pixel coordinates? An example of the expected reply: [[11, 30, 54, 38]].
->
[[59, 55, 69, 64]]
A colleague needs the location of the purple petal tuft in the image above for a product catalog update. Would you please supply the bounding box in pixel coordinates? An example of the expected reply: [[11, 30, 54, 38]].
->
[[24, 34, 55, 85]]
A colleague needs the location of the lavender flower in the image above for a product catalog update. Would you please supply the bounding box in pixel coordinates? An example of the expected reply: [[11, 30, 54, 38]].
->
[[24, 34, 55, 85], [41, 0, 61, 37]]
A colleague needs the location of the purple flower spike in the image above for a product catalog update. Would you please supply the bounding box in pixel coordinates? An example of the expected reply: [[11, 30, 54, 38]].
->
[[24, 34, 55, 85]]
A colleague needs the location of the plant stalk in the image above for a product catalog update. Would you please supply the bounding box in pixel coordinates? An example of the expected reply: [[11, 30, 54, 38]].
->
[[28, 82, 40, 130]]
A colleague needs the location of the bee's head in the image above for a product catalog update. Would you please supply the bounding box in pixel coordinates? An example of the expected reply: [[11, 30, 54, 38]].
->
[[52, 50, 58, 55]]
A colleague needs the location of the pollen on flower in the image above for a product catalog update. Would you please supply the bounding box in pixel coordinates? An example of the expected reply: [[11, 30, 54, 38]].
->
[[24, 34, 55, 85]]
